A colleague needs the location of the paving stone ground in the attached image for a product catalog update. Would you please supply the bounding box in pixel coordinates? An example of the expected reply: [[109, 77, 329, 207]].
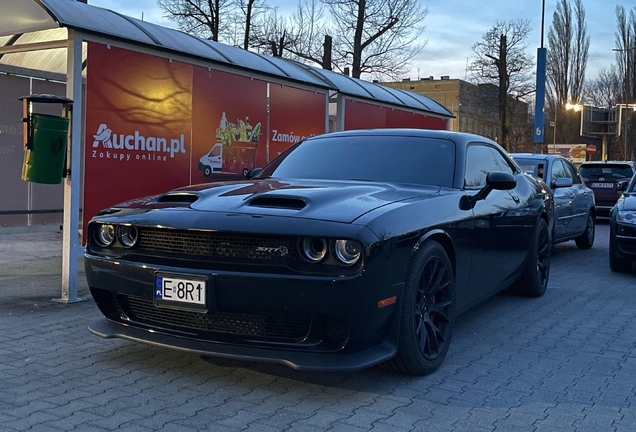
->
[[0, 223, 635, 431]]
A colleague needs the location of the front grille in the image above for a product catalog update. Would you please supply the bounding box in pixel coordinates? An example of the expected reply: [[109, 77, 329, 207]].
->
[[90, 288, 350, 349], [122, 294, 311, 342], [137, 227, 300, 261]]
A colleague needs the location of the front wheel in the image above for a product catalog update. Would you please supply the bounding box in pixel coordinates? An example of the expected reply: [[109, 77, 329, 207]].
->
[[575, 213, 595, 249], [510, 218, 551, 297], [203, 166, 212, 177], [384, 241, 455, 375]]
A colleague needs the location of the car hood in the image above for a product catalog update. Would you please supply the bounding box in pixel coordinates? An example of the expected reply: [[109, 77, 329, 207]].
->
[[150, 178, 440, 223]]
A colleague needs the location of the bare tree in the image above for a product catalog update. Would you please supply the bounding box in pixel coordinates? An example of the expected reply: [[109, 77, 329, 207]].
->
[[249, 8, 290, 57], [285, 0, 330, 67], [157, 0, 228, 41], [584, 67, 621, 107], [469, 20, 534, 151], [230, 0, 268, 50], [546, 0, 590, 144], [614, 5, 636, 160], [322, 0, 428, 80]]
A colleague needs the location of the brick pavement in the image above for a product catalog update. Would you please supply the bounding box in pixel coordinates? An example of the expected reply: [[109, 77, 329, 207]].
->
[[0, 223, 635, 431]]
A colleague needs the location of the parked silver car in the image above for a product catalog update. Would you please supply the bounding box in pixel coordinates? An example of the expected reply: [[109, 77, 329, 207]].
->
[[512, 153, 596, 248]]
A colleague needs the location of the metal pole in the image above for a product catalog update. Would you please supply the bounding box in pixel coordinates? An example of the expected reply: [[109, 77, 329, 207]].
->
[[59, 29, 86, 303], [553, 108, 557, 144], [626, 57, 630, 160]]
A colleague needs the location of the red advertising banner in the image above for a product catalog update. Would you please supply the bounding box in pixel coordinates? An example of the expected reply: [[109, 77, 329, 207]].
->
[[84, 43, 193, 232], [83, 43, 443, 237], [344, 98, 448, 131], [269, 84, 327, 161], [192, 67, 267, 183], [344, 99, 386, 130]]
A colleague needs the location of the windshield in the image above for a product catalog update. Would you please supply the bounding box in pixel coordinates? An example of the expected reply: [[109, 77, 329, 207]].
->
[[579, 164, 634, 179], [258, 135, 456, 187], [513, 158, 547, 180]]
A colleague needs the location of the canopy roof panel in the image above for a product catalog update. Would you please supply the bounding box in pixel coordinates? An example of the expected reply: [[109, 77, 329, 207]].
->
[[0, 0, 453, 118]]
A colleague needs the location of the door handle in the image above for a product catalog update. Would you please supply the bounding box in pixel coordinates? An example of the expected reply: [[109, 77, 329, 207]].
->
[[511, 194, 520, 204]]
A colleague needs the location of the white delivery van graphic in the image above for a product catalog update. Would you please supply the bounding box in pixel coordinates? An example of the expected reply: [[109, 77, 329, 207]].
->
[[198, 113, 260, 178], [199, 143, 223, 176]]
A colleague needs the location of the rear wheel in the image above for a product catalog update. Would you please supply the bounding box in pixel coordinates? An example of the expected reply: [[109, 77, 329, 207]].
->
[[575, 213, 595, 249], [610, 232, 632, 273], [510, 218, 551, 297], [385, 241, 455, 375]]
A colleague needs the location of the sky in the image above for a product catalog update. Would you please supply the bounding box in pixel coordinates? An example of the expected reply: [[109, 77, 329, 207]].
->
[[89, 0, 624, 83]]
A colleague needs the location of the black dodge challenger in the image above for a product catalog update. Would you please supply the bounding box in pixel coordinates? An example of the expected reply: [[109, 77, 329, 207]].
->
[[85, 129, 554, 375]]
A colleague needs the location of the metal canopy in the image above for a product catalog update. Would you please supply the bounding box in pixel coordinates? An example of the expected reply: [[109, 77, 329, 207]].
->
[[0, 0, 453, 118]]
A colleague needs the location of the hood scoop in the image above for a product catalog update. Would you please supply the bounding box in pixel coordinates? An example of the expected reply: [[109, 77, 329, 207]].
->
[[247, 196, 306, 210], [156, 193, 199, 205]]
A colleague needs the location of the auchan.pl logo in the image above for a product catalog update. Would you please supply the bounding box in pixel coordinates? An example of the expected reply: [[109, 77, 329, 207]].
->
[[91, 124, 186, 162]]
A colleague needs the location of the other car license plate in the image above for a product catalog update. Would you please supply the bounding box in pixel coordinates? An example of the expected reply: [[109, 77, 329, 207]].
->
[[591, 183, 613, 188], [155, 273, 207, 311]]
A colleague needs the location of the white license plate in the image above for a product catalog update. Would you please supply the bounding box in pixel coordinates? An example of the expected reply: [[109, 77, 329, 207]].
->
[[591, 183, 613, 189], [155, 274, 206, 308]]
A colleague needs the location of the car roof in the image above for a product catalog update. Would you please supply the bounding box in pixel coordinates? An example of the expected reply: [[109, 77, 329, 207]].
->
[[311, 128, 501, 144], [579, 161, 636, 166], [510, 153, 555, 160]]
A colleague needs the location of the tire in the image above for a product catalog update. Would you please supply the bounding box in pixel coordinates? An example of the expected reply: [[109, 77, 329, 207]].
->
[[203, 166, 212, 177], [242, 168, 249, 177], [609, 232, 632, 273], [510, 218, 551, 297], [574, 212, 595, 249], [384, 241, 455, 375]]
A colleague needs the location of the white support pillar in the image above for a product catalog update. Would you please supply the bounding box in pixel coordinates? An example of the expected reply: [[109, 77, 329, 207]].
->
[[335, 94, 345, 132], [59, 29, 85, 303]]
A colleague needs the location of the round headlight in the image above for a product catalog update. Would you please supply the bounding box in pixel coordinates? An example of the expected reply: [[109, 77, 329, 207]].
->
[[334, 240, 361, 265], [118, 225, 138, 248], [96, 224, 115, 246], [300, 237, 327, 263]]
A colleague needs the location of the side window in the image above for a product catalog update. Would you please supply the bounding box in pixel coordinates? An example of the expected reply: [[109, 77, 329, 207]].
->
[[564, 161, 581, 184], [465, 145, 501, 189], [550, 160, 567, 184], [490, 149, 515, 175]]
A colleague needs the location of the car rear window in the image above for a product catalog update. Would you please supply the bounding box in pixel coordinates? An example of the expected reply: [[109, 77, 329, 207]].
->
[[579, 164, 634, 179], [513, 158, 547, 180], [260, 135, 456, 188]]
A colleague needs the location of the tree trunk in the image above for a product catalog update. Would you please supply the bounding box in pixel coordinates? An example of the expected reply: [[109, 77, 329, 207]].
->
[[243, 0, 254, 50], [213, 0, 220, 41], [498, 34, 509, 150], [351, 0, 366, 78]]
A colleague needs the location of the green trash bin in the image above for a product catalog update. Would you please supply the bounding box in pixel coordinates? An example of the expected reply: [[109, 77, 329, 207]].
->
[[21, 113, 69, 184]]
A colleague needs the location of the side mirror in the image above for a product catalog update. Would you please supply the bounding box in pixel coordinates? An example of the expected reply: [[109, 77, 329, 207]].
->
[[617, 181, 628, 192], [246, 168, 263, 179], [552, 177, 573, 189], [487, 171, 517, 191], [460, 171, 517, 210]]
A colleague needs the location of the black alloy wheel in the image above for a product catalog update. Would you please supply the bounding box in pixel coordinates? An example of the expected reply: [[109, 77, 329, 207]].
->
[[385, 241, 455, 375], [575, 213, 595, 249], [414, 254, 453, 361], [510, 218, 551, 297]]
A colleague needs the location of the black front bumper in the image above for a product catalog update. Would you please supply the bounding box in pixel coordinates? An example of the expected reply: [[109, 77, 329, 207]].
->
[[84, 252, 403, 371], [89, 318, 396, 371], [614, 223, 636, 258]]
